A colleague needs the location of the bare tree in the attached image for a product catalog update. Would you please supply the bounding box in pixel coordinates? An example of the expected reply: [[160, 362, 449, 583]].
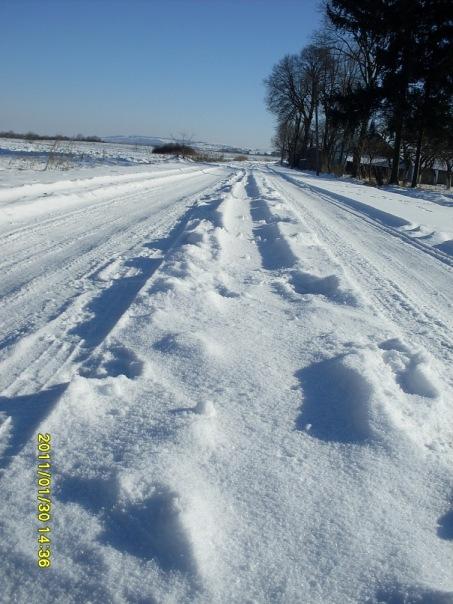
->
[[271, 119, 292, 165], [171, 132, 195, 159]]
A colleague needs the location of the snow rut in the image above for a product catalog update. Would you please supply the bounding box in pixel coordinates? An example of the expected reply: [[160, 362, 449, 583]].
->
[[0, 166, 233, 392], [247, 171, 360, 307], [246, 167, 453, 600], [272, 167, 453, 267], [0, 168, 246, 602]]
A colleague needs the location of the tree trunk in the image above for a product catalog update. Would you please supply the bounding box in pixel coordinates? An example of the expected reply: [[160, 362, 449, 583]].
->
[[411, 125, 423, 188], [323, 105, 329, 153], [406, 162, 414, 184], [315, 96, 320, 176], [290, 115, 301, 168], [389, 114, 403, 185], [300, 116, 312, 159], [446, 166, 452, 190], [338, 138, 346, 174], [352, 118, 368, 179]]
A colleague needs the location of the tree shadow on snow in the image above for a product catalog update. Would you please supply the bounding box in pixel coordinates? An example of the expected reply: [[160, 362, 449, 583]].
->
[[71, 257, 162, 350], [373, 584, 453, 604], [0, 383, 68, 470]]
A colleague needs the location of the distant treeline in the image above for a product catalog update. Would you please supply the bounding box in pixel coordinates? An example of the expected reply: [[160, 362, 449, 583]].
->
[[0, 131, 103, 143], [152, 143, 196, 156], [152, 143, 228, 163]]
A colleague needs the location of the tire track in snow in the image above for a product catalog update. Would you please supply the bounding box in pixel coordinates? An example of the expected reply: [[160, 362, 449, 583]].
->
[[23, 171, 249, 600], [271, 167, 453, 267], [247, 170, 360, 307], [0, 169, 239, 397], [251, 167, 452, 457], [0, 165, 206, 234], [0, 168, 223, 281], [266, 167, 453, 364], [0, 174, 236, 598], [1, 165, 453, 602], [248, 167, 453, 600]]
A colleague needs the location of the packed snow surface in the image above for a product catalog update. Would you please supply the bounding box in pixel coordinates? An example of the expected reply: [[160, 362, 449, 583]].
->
[[1, 158, 453, 604]]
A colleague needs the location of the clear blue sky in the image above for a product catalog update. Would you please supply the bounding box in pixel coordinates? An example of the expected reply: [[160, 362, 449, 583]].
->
[[0, 0, 322, 149]]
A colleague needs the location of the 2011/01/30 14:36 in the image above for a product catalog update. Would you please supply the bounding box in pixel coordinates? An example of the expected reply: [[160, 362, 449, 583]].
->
[[37, 433, 52, 568]]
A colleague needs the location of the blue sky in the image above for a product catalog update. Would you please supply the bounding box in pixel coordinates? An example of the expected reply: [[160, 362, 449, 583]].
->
[[0, 0, 322, 149]]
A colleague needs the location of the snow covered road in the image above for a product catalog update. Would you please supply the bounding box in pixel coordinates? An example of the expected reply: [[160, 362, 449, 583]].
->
[[0, 164, 232, 393], [1, 162, 452, 603]]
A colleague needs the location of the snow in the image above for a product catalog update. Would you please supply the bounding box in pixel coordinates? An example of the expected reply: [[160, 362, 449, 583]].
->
[[1, 155, 453, 603], [0, 137, 160, 169], [273, 166, 453, 262], [103, 134, 258, 155]]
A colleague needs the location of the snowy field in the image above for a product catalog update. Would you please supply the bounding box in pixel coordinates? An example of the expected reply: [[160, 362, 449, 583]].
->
[[0, 137, 164, 170], [0, 154, 453, 603], [0, 137, 268, 173]]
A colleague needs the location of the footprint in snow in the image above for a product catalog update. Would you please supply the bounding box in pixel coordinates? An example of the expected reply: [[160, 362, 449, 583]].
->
[[215, 284, 240, 299], [295, 353, 374, 444], [153, 332, 222, 360], [252, 222, 297, 270], [378, 338, 439, 399], [171, 399, 216, 418], [102, 345, 144, 380], [79, 344, 143, 380], [56, 474, 119, 513], [58, 475, 196, 574], [194, 399, 216, 417], [100, 486, 197, 573], [437, 507, 453, 541], [288, 269, 358, 306]]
